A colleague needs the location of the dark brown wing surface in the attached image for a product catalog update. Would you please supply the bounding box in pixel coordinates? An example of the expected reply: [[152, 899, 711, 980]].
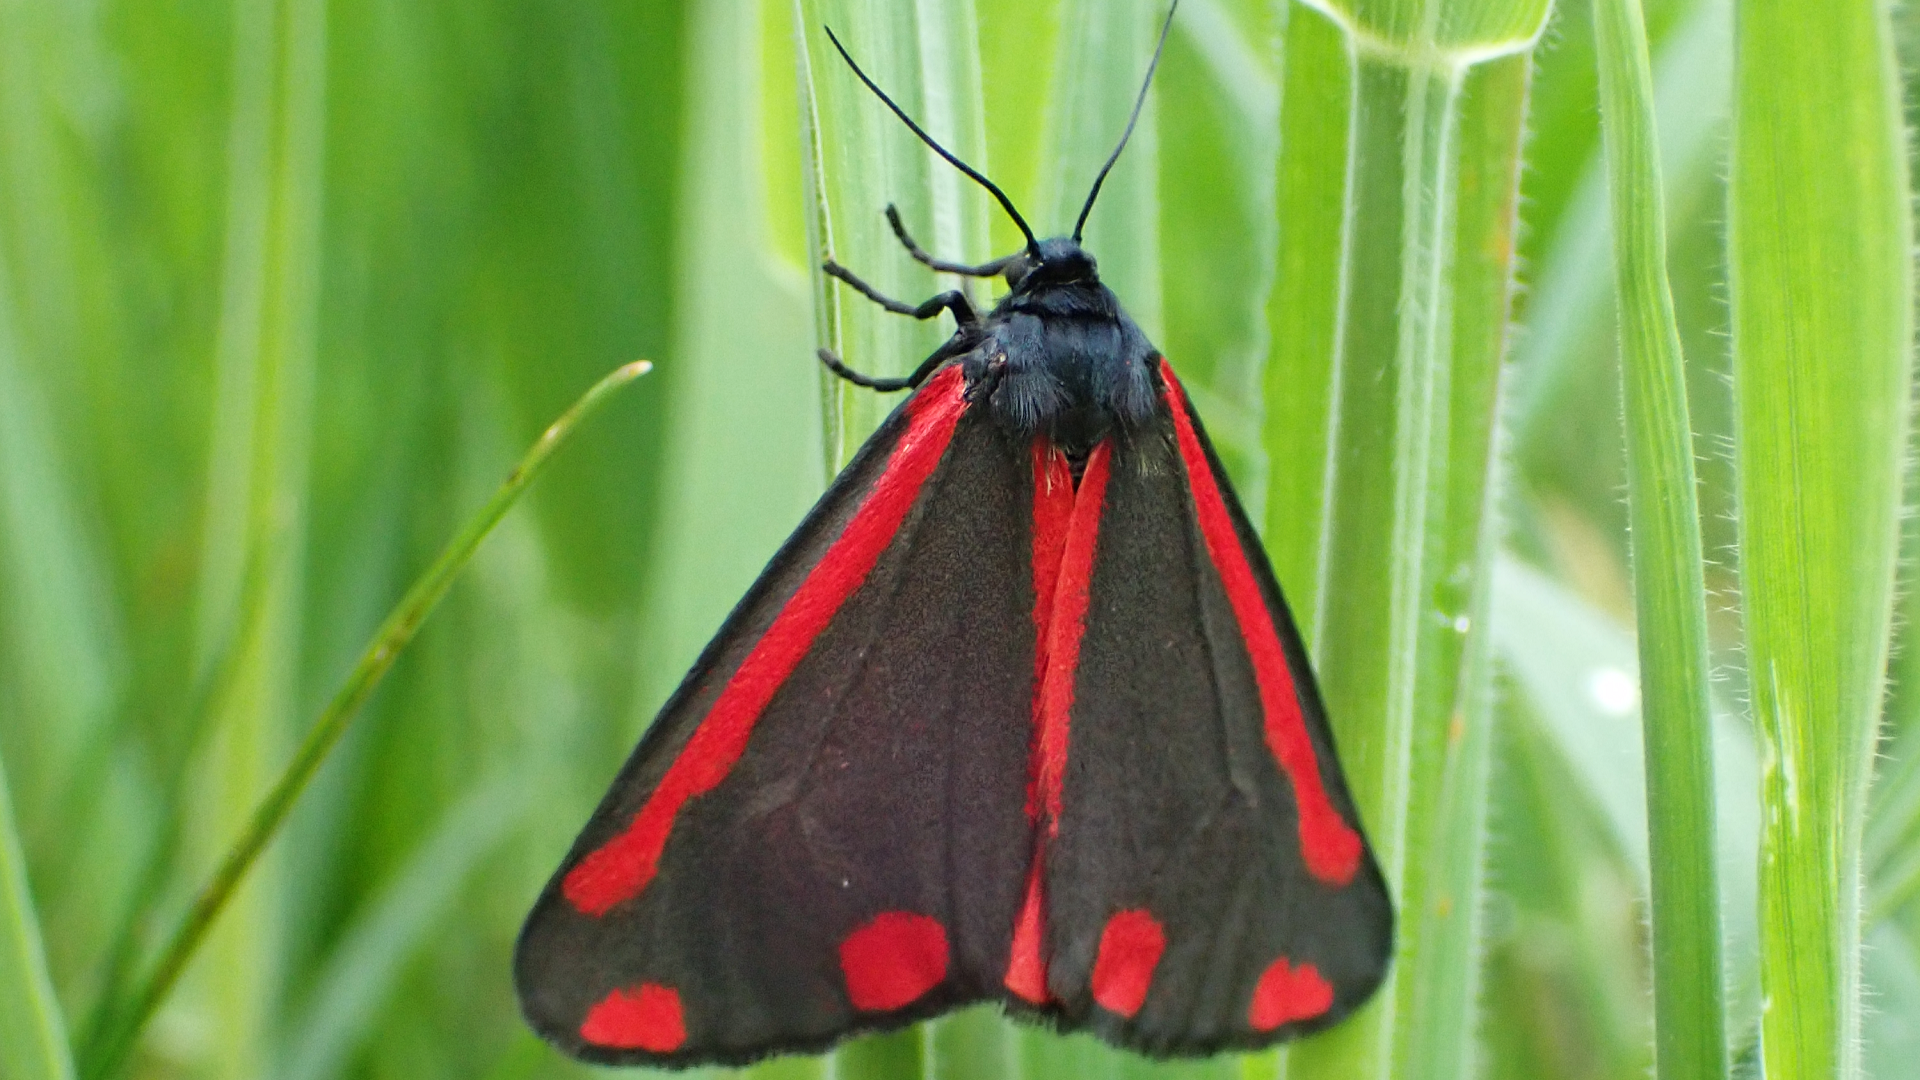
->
[[515, 367, 1038, 1066]]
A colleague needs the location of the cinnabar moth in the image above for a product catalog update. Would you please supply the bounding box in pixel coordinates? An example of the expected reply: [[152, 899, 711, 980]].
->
[[515, 1, 1391, 1065]]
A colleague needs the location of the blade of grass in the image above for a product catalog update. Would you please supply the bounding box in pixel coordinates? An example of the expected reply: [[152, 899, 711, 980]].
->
[[277, 773, 525, 1080], [1872, 840, 1920, 926], [1490, 552, 1765, 1050], [798, 0, 989, 466], [1592, 0, 1728, 1075], [1158, 0, 1281, 492], [925, 1006, 1017, 1080], [976, 0, 1063, 256], [1041, 0, 1164, 334], [0, 213, 84, 1080], [181, 2, 328, 1075], [1863, 923, 1920, 1076], [1727, 0, 1913, 1076], [81, 361, 650, 1080], [640, 0, 819, 720], [1491, 556, 1762, 906], [1297, 0, 1544, 65], [1391, 49, 1531, 1080], [0, 747, 75, 1080], [1868, 732, 1920, 872], [1286, 40, 1460, 1080], [0, 229, 121, 827], [1282, 2, 1546, 1076], [1509, 0, 1729, 449], [0, 177, 128, 1038], [1487, 688, 1657, 1080], [1264, 0, 1349, 640]]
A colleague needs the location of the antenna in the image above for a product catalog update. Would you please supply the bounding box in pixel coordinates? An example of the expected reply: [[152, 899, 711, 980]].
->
[[1072, 0, 1180, 243], [823, 27, 1042, 258]]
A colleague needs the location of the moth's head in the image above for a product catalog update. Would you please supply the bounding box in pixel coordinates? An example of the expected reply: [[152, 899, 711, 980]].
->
[[1006, 238, 1099, 290]]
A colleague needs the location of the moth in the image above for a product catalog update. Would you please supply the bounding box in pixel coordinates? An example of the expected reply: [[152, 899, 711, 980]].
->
[[516, 2, 1392, 1065]]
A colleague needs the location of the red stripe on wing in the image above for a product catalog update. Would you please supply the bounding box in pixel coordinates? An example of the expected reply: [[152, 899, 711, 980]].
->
[[563, 366, 970, 916], [1004, 868, 1049, 1004], [1026, 439, 1075, 821], [1006, 440, 1112, 1002], [1034, 441, 1111, 832], [1158, 358, 1362, 886]]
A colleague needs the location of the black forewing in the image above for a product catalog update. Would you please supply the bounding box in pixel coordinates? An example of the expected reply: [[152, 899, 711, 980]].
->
[[516, 378, 1036, 1067], [1037, 382, 1393, 1055]]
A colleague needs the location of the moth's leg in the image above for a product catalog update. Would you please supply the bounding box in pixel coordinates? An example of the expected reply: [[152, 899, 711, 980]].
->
[[816, 337, 966, 392], [885, 205, 1015, 278], [965, 349, 1009, 404], [823, 259, 978, 326]]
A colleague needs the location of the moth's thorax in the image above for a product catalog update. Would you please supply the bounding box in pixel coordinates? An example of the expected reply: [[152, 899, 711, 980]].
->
[[961, 267, 1159, 455]]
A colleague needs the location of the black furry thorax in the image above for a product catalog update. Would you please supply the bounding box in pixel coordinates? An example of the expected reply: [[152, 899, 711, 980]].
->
[[952, 237, 1160, 456]]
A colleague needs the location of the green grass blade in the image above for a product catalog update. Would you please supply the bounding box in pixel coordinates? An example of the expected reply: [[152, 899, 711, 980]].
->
[[1488, 554, 1763, 972], [0, 224, 82, 1080], [0, 749, 75, 1080], [1158, 0, 1281, 487], [0, 258, 121, 826], [641, 0, 821, 719], [924, 1006, 1016, 1080], [181, 3, 330, 1076], [1868, 716, 1920, 927], [1263, 1, 1349, 639], [1727, 1, 1913, 1077], [1040, 0, 1165, 333], [797, 0, 994, 467], [1863, 922, 1920, 1072], [1592, 0, 1728, 1074], [277, 774, 525, 1080], [81, 361, 650, 1080], [1300, 58, 1462, 1069], [1490, 550, 1767, 1058], [1508, 0, 1729, 454], [1872, 842, 1920, 926], [1285, 9, 1537, 1072], [0, 187, 126, 1048], [1305, 0, 1548, 65], [1391, 49, 1531, 1080], [1868, 732, 1920, 872]]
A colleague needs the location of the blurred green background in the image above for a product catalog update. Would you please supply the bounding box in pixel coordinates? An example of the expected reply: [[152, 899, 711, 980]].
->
[[2, 0, 1918, 1078]]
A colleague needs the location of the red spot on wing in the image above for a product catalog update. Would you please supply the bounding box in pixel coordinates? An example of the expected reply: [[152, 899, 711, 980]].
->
[[1004, 441, 1111, 1002], [580, 983, 686, 1052], [839, 911, 950, 1012], [1159, 359, 1362, 886], [1248, 956, 1333, 1030], [1090, 909, 1166, 1018], [563, 368, 970, 916]]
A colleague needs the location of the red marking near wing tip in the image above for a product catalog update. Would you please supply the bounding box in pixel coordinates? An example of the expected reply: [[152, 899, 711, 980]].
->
[[1004, 441, 1112, 1003], [1090, 909, 1166, 1018], [563, 367, 970, 916], [1004, 868, 1049, 1003], [1248, 956, 1333, 1031], [839, 910, 950, 1012], [580, 983, 686, 1052], [1158, 359, 1363, 887]]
